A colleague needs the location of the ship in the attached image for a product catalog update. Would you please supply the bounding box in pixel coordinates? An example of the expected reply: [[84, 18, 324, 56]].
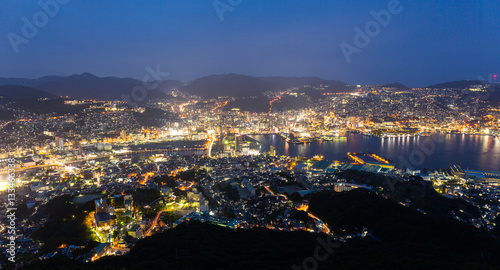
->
[[418, 131, 433, 137]]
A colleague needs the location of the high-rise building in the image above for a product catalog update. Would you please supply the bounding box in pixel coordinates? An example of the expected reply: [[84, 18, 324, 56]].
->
[[269, 145, 276, 157], [95, 198, 109, 213], [74, 140, 82, 154], [94, 198, 115, 231], [55, 137, 64, 151], [234, 134, 239, 155]]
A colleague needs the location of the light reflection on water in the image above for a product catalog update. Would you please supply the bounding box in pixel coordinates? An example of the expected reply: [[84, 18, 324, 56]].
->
[[250, 133, 500, 171]]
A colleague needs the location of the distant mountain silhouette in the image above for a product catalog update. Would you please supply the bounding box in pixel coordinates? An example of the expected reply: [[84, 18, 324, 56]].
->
[[262, 75, 346, 87], [182, 74, 272, 98], [426, 80, 500, 105], [12, 74, 499, 101], [0, 75, 62, 88], [182, 73, 350, 98], [0, 73, 353, 100], [0, 73, 180, 101], [0, 85, 56, 100], [6, 75, 500, 99], [8, 98, 92, 115], [224, 95, 312, 113], [36, 73, 177, 101], [379, 82, 409, 90], [427, 80, 489, 89], [260, 75, 352, 92]]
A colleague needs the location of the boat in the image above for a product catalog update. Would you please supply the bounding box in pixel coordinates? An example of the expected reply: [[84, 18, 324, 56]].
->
[[418, 131, 433, 137]]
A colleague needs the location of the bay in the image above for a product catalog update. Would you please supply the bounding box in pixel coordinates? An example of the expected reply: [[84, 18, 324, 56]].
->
[[249, 133, 500, 171]]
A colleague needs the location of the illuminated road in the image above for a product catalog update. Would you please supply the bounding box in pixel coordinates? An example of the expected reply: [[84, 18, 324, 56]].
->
[[212, 101, 228, 111], [0, 121, 12, 129], [298, 205, 331, 234], [207, 135, 216, 158], [307, 211, 331, 234], [145, 210, 167, 236], [268, 96, 281, 114], [264, 185, 288, 201]]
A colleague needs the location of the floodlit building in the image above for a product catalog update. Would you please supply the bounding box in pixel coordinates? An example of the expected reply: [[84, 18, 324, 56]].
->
[[334, 182, 370, 193], [94, 198, 115, 231], [123, 195, 134, 217], [127, 224, 143, 238]]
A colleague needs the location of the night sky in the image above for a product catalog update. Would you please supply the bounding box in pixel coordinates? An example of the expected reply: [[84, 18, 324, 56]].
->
[[1, 0, 498, 87]]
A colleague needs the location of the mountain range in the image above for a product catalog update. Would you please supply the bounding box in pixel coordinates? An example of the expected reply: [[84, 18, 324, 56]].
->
[[1, 73, 498, 102], [0, 73, 358, 100], [181, 73, 352, 98], [0, 85, 56, 100], [0, 73, 180, 101], [427, 80, 491, 89]]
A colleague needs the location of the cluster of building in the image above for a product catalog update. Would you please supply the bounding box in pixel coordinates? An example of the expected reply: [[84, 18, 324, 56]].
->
[[2, 82, 500, 163], [2, 139, 500, 265], [1, 82, 500, 266]]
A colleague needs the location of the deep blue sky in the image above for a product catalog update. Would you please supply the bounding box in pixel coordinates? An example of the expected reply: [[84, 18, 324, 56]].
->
[[1, 0, 498, 87]]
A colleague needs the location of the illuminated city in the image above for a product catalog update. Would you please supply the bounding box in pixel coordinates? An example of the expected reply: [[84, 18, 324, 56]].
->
[[1, 1, 499, 269]]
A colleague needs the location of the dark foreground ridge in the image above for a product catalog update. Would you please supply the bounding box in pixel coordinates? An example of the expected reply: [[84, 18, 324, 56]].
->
[[25, 189, 500, 270]]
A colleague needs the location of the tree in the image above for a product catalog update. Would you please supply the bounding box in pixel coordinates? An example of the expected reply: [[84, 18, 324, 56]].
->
[[221, 207, 236, 219], [290, 192, 303, 203]]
